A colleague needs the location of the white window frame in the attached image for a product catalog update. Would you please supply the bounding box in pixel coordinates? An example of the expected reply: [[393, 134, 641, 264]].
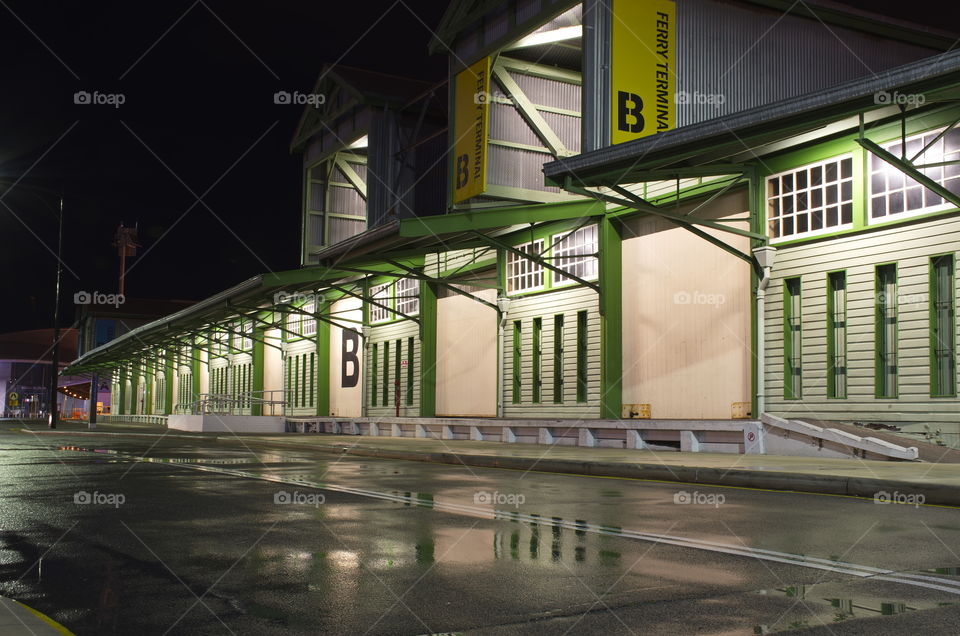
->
[[868, 126, 960, 224], [242, 320, 253, 350], [506, 239, 545, 294], [286, 307, 301, 338], [767, 155, 855, 243], [301, 301, 317, 336], [369, 283, 391, 323], [395, 278, 420, 317], [552, 225, 598, 286]]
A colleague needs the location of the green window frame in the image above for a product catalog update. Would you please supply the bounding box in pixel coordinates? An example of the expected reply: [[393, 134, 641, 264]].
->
[[309, 353, 316, 408], [382, 341, 390, 406], [406, 337, 415, 406], [394, 338, 402, 408], [931, 255, 956, 397], [827, 271, 847, 399], [784, 278, 802, 399], [512, 321, 522, 404], [553, 314, 564, 404], [876, 264, 898, 398], [576, 311, 588, 403], [532, 318, 542, 403], [371, 343, 378, 406]]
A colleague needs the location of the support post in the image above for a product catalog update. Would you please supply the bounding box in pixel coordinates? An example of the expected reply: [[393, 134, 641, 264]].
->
[[419, 280, 437, 417], [599, 216, 623, 419]]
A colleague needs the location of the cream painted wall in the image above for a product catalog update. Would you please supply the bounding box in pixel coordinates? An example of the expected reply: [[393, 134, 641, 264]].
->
[[621, 189, 752, 419], [262, 327, 283, 399], [198, 349, 209, 395], [436, 288, 498, 417], [329, 297, 363, 417]]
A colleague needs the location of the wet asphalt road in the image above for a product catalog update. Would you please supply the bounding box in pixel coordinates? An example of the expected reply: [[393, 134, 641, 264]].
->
[[2, 425, 960, 635]]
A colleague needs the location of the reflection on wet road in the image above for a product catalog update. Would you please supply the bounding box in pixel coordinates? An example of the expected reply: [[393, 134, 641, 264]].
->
[[1, 430, 959, 635]]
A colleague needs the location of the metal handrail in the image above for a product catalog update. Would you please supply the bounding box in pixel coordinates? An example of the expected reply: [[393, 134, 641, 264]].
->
[[174, 390, 286, 416]]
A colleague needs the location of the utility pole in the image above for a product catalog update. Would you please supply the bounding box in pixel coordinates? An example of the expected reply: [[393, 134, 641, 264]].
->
[[48, 195, 64, 429], [113, 223, 139, 296]]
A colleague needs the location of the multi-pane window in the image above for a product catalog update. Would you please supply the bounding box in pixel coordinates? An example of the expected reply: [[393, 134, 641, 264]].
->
[[553, 315, 564, 404], [406, 337, 415, 406], [553, 225, 598, 285], [232, 321, 244, 351], [532, 318, 542, 403], [767, 156, 854, 241], [396, 278, 420, 316], [369, 283, 391, 323], [576, 311, 588, 403], [506, 239, 545, 293], [302, 301, 317, 337], [286, 309, 300, 337], [512, 321, 522, 404], [827, 271, 847, 399], [870, 127, 960, 222], [784, 278, 802, 399], [242, 320, 252, 350], [931, 255, 956, 397], [876, 264, 898, 398]]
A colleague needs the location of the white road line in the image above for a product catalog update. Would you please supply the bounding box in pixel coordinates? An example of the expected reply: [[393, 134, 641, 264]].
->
[[123, 456, 960, 597]]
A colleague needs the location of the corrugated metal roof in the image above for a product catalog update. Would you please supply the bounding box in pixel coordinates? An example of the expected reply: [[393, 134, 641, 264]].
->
[[544, 49, 960, 185]]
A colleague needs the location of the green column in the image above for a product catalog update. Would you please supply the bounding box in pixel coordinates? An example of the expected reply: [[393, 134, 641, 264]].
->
[[144, 360, 154, 415], [748, 165, 762, 420], [252, 322, 265, 416], [419, 281, 438, 417], [316, 302, 330, 416], [191, 343, 202, 400], [117, 367, 128, 415], [599, 216, 623, 419], [129, 364, 141, 415], [163, 351, 174, 415]]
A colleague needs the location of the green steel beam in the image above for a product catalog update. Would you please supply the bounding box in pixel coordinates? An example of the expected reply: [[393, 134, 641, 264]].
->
[[325, 281, 421, 325], [469, 230, 600, 293], [381, 259, 501, 314], [316, 304, 330, 416], [606, 184, 767, 241], [564, 181, 763, 275], [856, 137, 960, 210], [399, 200, 605, 238]]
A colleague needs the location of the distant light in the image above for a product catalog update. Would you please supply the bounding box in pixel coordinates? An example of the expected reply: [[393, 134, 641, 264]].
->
[[510, 25, 582, 49]]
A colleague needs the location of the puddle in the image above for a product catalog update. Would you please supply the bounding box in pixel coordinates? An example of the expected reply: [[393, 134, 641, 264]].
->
[[753, 583, 955, 633]]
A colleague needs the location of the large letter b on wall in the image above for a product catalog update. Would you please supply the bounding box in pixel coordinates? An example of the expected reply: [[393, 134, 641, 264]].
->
[[341, 331, 360, 388], [617, 91, 644, 133]]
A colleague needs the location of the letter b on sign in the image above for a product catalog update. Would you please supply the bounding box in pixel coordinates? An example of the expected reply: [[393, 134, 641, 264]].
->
[[341, 331, 359, 388], [617, 91, 644, 133], [455, 154, 469, 189]]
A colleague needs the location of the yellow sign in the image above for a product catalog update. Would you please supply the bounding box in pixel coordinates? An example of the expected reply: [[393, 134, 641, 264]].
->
[[7, 391, 19, 407], [452, 57, 490, 203], [610, 0, 676, 144]]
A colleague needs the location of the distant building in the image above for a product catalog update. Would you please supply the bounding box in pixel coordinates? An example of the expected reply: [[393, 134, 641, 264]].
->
[[0, 329, 78, 419]]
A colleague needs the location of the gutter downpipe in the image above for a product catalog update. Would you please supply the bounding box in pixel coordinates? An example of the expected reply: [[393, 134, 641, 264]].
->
[[753, 246, 777, 416]]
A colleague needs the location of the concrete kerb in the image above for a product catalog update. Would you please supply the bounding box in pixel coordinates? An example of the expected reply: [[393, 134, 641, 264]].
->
[[21, 428, 960, 507]]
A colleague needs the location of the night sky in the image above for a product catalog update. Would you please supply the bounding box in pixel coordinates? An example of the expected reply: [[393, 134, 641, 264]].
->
[[0, 1, 952, 334], [0, 1, 447, 333]]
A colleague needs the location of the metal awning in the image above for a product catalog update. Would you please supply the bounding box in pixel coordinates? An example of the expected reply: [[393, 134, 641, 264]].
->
[[544, 49, 960, 188], [63, 198, 606, 376]]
